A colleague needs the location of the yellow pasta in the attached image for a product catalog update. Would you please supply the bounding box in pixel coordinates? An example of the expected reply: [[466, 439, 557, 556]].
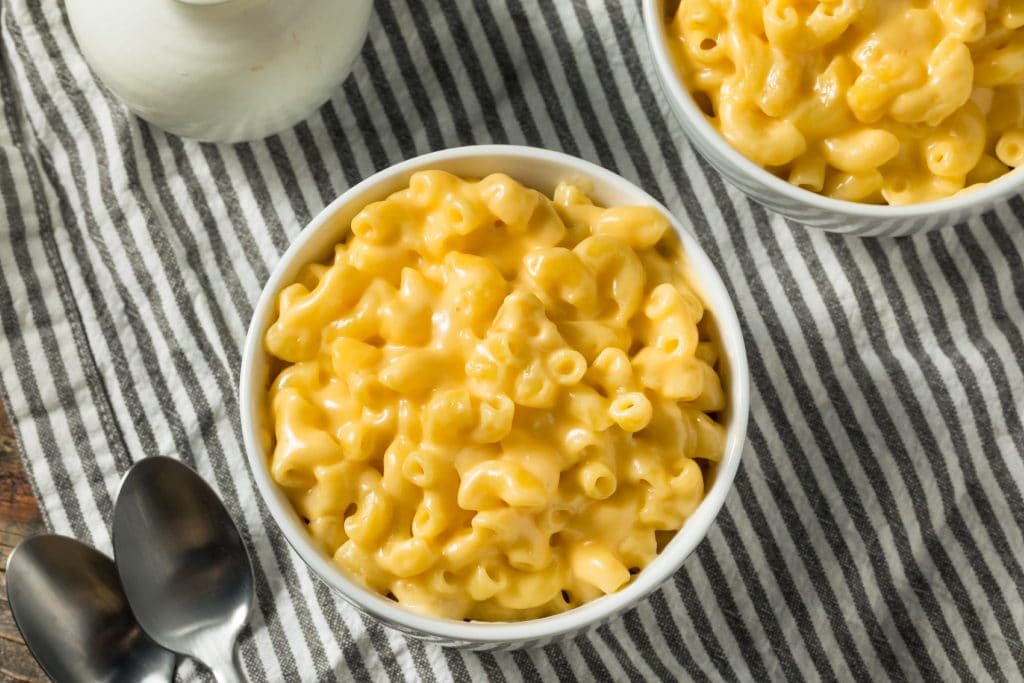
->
[[264, 171, 726, 620], [666, 0, 1024, 204]]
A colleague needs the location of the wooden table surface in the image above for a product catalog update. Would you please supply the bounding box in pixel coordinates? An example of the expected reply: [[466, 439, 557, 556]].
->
[[0, 400, 47, 682]]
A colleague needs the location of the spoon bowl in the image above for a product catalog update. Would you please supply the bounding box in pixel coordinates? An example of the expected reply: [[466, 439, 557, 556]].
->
[[112, 457, 253, 683], [5, 534, 176, 683]]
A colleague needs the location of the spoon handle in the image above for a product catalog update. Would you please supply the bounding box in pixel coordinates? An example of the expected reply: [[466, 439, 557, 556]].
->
[[208, 647, 246, 683]]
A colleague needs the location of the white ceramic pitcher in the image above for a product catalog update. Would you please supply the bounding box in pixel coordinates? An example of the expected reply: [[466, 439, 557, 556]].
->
[[66, 0, 373, 143]]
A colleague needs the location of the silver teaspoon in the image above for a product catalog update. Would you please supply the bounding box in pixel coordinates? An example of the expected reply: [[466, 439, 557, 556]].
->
[[5, 534, 176, 683], [112, 457, 254, 683]]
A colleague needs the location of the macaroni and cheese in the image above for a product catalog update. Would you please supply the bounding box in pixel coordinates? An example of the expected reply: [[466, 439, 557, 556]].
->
[[666, 0, 1024, 204], [264, 171, 727, 620]]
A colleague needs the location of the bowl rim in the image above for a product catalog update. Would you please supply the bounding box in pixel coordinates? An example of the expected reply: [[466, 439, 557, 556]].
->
[[239, 144, 750, 644], [641, 0, 1024, 218]]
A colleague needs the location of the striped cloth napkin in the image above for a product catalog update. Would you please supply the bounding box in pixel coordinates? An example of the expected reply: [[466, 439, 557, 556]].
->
[[2, 1, 1023, 680]]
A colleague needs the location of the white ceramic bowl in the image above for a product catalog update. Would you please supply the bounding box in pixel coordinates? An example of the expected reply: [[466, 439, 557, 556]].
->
[[643, 0, 1024, 237], [240, 145, 750, 649]]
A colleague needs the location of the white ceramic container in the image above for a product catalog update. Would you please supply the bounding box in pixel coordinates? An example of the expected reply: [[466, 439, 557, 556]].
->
[[66, 0, 373, 143], [240, 145, 751, 649], [643, 0, 1024, 236]]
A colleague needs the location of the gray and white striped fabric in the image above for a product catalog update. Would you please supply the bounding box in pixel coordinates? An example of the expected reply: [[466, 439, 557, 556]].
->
[[2, 1, 1023, 680]]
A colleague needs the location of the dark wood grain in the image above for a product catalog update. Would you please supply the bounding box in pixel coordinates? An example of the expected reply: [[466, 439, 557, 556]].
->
[[0, 399, 47, 682]]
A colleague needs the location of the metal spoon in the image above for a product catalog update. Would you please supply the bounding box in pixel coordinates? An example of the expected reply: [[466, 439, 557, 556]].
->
[[5, 534, 176, 683], [112, 457, 254, 683]]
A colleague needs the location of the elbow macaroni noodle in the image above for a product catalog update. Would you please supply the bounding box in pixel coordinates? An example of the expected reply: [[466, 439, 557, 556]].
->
[[666, 0, 1024, 204], [264, 171, 727, 620]]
